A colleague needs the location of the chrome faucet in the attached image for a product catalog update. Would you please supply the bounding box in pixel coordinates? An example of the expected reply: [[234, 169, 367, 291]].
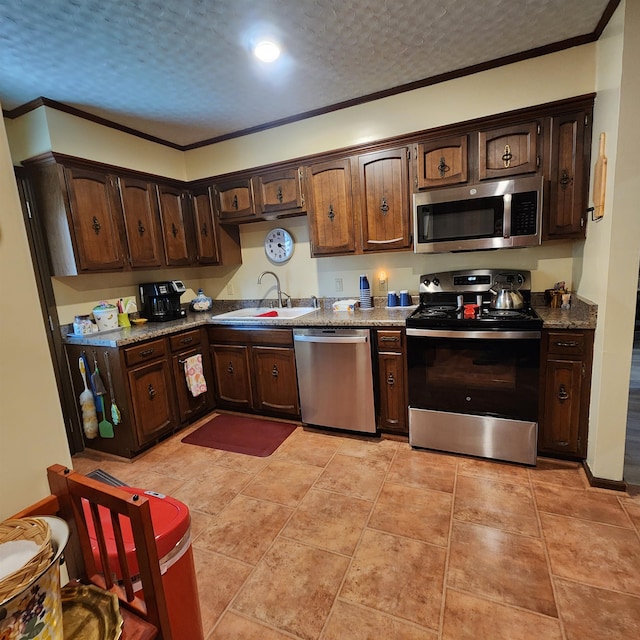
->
[[258, 271, 284, 308]]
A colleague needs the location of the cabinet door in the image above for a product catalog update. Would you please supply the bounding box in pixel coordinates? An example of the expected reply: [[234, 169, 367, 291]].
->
[[213, 178, 258, 222], [416, 135, 468, 189], [546, 110, 590, 239], [172, 346, 213, 423], [210, 344, 253, 409], [127, 358, 177, 446], [63, 166, 126, 271], [307, 159, 356, 256], [252, 346, 299, 416], [256, 167, 306, 216], [190, 186, 221, 264], [118, 176, 164, 268], [157, 184, 194, 266], [377, 352, 407, 434], [478, 122, 540, 180], [358, 147, 411, 251], [541, 358, 584, 456]]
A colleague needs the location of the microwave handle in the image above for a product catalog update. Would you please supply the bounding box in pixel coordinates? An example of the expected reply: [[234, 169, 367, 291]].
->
[[503, 194, 511, 239]]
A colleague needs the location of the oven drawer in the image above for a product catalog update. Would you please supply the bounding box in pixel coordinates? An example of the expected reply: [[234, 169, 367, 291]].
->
[[546, 332, 586, 356]]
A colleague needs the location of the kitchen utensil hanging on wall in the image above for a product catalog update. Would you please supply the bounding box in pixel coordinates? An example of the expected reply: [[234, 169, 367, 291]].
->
[[78, 357, 98, 439], [592, 132, 607, 221], [90, 352, 107, 395], [93, 353, 113, 438], [104, 352, 121, 425]]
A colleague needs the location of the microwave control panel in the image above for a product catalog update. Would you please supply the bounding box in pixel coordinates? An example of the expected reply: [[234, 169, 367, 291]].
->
[[511, 192, 538, 236]]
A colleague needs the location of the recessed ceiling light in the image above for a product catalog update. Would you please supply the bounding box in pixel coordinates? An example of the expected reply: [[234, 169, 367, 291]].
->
[[253, 40, 281, 63]]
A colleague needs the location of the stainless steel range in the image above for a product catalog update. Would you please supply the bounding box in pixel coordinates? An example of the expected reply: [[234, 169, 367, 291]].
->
[[406, 269, 541, 465]]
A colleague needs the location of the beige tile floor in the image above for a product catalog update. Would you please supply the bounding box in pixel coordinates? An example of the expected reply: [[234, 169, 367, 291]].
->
[[72, 413, 640, 640]]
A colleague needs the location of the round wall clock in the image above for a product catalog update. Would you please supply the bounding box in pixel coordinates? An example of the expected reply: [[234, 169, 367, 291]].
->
[[264, 227, 294, 263]]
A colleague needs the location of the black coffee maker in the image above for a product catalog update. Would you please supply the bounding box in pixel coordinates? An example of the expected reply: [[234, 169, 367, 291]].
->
[[139, 281, 187, 322]]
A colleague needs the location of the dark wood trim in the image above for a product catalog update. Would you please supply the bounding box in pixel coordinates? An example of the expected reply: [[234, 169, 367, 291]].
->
[[22, 94, 596, 193], [2, 0, 620, 151], [3, 97, 184, 151], [192, 94, 596, 185], [583, 459, 628, 492], [22, 151, 186, 187], [14, 166, 85, 454], [594, 0, 622, 38]]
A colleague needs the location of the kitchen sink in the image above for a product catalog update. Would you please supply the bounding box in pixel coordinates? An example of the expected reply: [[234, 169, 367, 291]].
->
[[211, 306, 319, 320]]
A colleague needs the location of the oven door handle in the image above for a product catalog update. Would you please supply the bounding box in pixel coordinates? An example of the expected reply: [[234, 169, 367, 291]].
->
[[406, 328, 541, 340]]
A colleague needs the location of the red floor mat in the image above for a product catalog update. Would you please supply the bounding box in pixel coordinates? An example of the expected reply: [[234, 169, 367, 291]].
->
[[181, 414, 297, 457]]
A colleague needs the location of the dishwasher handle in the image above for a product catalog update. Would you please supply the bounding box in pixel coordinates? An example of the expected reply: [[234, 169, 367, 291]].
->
[[294, 334, 368, 344]]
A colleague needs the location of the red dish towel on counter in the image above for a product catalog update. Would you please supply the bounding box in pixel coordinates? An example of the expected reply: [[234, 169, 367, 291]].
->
[[183, 354, 207, 397]]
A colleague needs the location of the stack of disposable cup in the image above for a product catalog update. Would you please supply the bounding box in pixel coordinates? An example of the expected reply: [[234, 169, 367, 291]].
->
[[359, 274, 372, 309]]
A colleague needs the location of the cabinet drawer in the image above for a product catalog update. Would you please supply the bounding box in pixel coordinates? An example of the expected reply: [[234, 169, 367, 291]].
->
[[169, 329, 201, 352], [208, 326, 293, 347], [251, 329, 293, 347], [546, 332, 586, 357], [124, 338, 167, 366], [376, 330, 404, 353]]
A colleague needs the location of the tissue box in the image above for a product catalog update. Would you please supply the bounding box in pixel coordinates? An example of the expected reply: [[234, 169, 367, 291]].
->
[[332, 299, 359, 312]]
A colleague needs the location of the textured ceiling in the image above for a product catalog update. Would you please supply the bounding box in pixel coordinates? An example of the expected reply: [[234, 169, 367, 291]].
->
[[0, 0, 612, 148]]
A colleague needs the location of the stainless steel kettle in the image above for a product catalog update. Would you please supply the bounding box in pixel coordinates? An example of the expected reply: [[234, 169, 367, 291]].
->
[[489, 277, 524, 309]]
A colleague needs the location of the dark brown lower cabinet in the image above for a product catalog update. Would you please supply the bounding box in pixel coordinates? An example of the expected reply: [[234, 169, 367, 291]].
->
[[209, 327, 300, 419], [170, 329, 214, 423], [375, 329, 408, 435], [538, 329, 594, 458], [210, 344, 253, 410], [253, 346, 299, 416], [65, 331, 215, 458], [127, 357, 177, 446], [122, 338, 178, 448]]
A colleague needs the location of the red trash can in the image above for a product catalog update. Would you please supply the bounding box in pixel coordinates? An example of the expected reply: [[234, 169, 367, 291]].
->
[[83, 487, 203, 639]]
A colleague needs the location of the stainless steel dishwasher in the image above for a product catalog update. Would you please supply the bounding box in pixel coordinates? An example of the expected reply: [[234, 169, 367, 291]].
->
[[293, 328, 376, 434]]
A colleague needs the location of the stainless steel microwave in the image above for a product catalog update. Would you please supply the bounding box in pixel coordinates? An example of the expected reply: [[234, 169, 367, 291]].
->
[[413, 176, 544, 253]]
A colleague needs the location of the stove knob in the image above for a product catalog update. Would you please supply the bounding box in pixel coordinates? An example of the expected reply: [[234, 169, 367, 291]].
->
[[423, 278, 430, 287], [432, 277, 440, 287]]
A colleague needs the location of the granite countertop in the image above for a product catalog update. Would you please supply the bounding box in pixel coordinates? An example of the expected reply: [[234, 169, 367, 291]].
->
[[63, 293, 597, 348], [530, 292, 598, 330]]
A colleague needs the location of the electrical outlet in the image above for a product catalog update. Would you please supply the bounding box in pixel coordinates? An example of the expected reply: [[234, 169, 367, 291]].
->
[[226, 283, 234, 296], [335, 278, 343, 292], [378, 277, 387, 293]]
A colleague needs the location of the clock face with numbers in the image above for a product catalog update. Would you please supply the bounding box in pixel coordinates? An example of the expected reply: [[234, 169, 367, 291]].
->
[[264, 227, 294, 263]]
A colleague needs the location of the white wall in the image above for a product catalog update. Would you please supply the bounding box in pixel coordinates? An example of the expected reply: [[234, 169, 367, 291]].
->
[[0, 105, 71, 520], [578, 0, 640, 481]]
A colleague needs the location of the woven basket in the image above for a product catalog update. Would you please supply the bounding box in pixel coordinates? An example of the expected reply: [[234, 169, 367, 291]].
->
[[0, 517, 53, 604]]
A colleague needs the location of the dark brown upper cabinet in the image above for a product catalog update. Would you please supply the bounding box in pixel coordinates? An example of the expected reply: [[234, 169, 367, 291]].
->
[[24, 94, 594, 270], [357, 147, 411, 252], [478, 121, 541, 180], [307, 158, 357, 256], [117, 176, 164, 269], [190, 185, 242, 266], [415, 134, 469, 189], [212, 177, 258, 222], [255, 167, 307, 218], [307, 148, 411, 257], [63, 166, 127, 272], [191, 185, 221, 264], [25, 157, 127, 275], [546, 110, 591, 239], [156, 184, 194, 267]]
